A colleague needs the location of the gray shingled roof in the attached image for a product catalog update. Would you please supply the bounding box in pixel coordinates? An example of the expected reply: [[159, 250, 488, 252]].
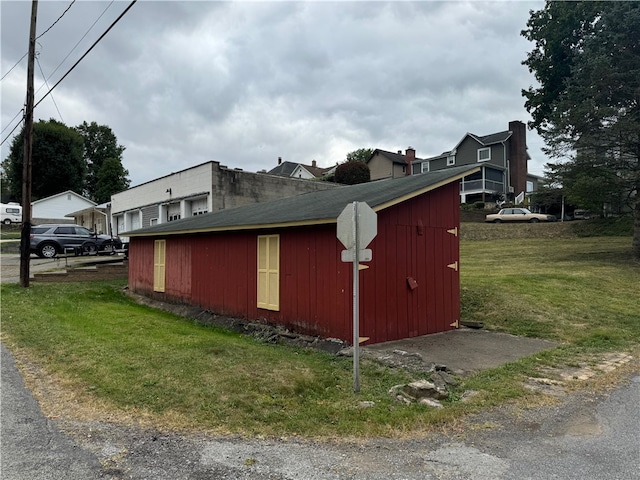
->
[[125, 164, 479, 237], [267, 161, 298, 176], [477, 130, 512, 146], [369, 149, 425, 165]]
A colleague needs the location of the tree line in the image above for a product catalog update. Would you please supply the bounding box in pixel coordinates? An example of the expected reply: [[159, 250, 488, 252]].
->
[[1, 119, 130, 205]]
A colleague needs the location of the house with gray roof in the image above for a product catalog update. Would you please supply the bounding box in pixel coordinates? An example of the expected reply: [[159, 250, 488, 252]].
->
[[267, 158, 335, 180], [368, 121, 532, 205]]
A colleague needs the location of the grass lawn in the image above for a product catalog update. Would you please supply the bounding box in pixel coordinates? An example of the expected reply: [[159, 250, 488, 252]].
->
[[2, 234, 639, 438]]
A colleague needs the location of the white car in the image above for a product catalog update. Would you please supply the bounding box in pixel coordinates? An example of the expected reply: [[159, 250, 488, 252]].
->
[[485, 208, 556, 223]]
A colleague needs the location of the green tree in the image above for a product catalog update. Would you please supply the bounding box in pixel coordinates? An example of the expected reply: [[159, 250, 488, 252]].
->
[[335, 160, 370, 185], [93, 157, 131, 204], [522, 1, 640, 258], [75, 121, 127, 201], [346, 148, 373, 163], [2, 119, 85, 200]]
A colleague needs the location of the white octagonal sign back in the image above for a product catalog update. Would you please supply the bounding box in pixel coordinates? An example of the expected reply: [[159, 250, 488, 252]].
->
[[337, 202, 377, 250]]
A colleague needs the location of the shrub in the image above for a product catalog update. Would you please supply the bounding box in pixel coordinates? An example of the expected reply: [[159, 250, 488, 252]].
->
[[335, 161, 370, 185]]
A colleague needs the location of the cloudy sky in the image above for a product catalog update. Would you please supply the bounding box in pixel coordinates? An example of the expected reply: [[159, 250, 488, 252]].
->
[[1, 0, 546, 188]]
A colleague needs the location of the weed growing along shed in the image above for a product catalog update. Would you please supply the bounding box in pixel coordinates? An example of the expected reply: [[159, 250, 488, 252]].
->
[[125, 165, 480, 345]]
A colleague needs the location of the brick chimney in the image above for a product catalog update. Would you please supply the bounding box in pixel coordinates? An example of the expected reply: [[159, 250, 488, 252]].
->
[[405, 147, 416, 175], [508, 121, 527, 196], [312, 160, 317, 168]]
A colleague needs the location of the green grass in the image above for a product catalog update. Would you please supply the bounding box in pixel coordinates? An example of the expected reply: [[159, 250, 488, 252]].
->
[[1, 235, 639, 438], [2, 280, 463, 437], [0, 224, 22, 240], [460, 237, 640, 349], [570, 216, 634, 237]]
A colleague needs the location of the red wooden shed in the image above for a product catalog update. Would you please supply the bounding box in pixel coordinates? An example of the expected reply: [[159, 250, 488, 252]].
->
[[126, 165, 479, 345]]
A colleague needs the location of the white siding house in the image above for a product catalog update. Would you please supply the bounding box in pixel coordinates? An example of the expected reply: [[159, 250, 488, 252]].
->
[[32, 191, 96, 224]]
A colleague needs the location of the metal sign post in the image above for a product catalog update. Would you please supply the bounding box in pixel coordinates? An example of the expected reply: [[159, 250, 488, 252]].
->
[[352, 202, 360, 393], [337, 201, 377, 393]]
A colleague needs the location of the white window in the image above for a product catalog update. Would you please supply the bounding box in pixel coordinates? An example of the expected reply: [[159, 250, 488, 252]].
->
[[477, 148, 491, 162], [447, 155, 456, 166], [191, 198, 208, 216], [421, 162, 430, 173], [167, 203, 180, 222], [526, 181, 534, 192], [150, 218, 158, 225]]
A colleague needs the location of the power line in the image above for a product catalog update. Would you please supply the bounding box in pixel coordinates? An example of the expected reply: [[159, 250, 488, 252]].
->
[[36, 0, 76, 40], [33, 0, 137, 111], [1, 52, 28, 82], [1, 0, 136, 147], [36, 56, 64, 123], [36, 1, 116, 95], [0, 111, 25, 146], [0, 109, 25, 137], [1, 0, 77, 82]]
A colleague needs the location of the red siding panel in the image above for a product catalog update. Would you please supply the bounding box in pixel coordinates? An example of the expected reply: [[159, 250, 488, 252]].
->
[[165, 237, 192, 297]]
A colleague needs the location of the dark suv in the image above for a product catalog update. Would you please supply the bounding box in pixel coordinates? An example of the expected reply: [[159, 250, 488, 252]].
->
[[30, 224, 123, 258]]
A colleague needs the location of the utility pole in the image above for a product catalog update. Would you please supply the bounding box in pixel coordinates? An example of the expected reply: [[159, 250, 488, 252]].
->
[[20, 0, 38, 288]]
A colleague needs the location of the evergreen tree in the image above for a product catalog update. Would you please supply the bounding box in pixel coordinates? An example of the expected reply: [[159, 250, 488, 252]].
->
[[522, 1, 640, 258]]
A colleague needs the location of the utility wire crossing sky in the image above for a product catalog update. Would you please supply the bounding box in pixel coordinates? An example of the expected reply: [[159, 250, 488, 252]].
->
[[1, 0, 549, 187]]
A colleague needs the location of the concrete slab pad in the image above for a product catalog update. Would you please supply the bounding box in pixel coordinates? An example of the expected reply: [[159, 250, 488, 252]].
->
[[364, 328, 558, 375]]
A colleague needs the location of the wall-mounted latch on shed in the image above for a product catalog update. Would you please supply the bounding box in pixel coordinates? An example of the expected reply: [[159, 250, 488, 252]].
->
[[406, 277, 418, 290], [447, 261, 458, 271], [447, 227, 458, 237]]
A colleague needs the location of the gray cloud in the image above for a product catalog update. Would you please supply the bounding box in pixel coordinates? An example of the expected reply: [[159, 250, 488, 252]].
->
[[1, 0, 547, 188]]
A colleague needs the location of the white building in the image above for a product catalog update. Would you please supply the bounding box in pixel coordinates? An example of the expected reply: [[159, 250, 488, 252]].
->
[[32, 190, 95, 224]]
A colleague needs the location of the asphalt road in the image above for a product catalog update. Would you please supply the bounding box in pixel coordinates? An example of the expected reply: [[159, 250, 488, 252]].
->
[[0, 344, 103, 479], [2, 343, 639, 480]]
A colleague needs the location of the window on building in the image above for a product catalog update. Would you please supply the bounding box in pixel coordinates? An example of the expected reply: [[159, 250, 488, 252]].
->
[[153, 239, 166, 292], [257, 235, 280, 311], [150, 218, 158, 225], [421, 162, 430, 173], [477, 148, 491, 162], [526, 181, 534, 192], [447, 155, 456, 166], [168, 214, 181, 221]]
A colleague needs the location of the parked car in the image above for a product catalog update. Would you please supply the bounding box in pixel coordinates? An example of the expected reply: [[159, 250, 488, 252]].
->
[[30, 224, 123, 258], [573, 209, 591, 220], [485, 208, 556, 223]]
